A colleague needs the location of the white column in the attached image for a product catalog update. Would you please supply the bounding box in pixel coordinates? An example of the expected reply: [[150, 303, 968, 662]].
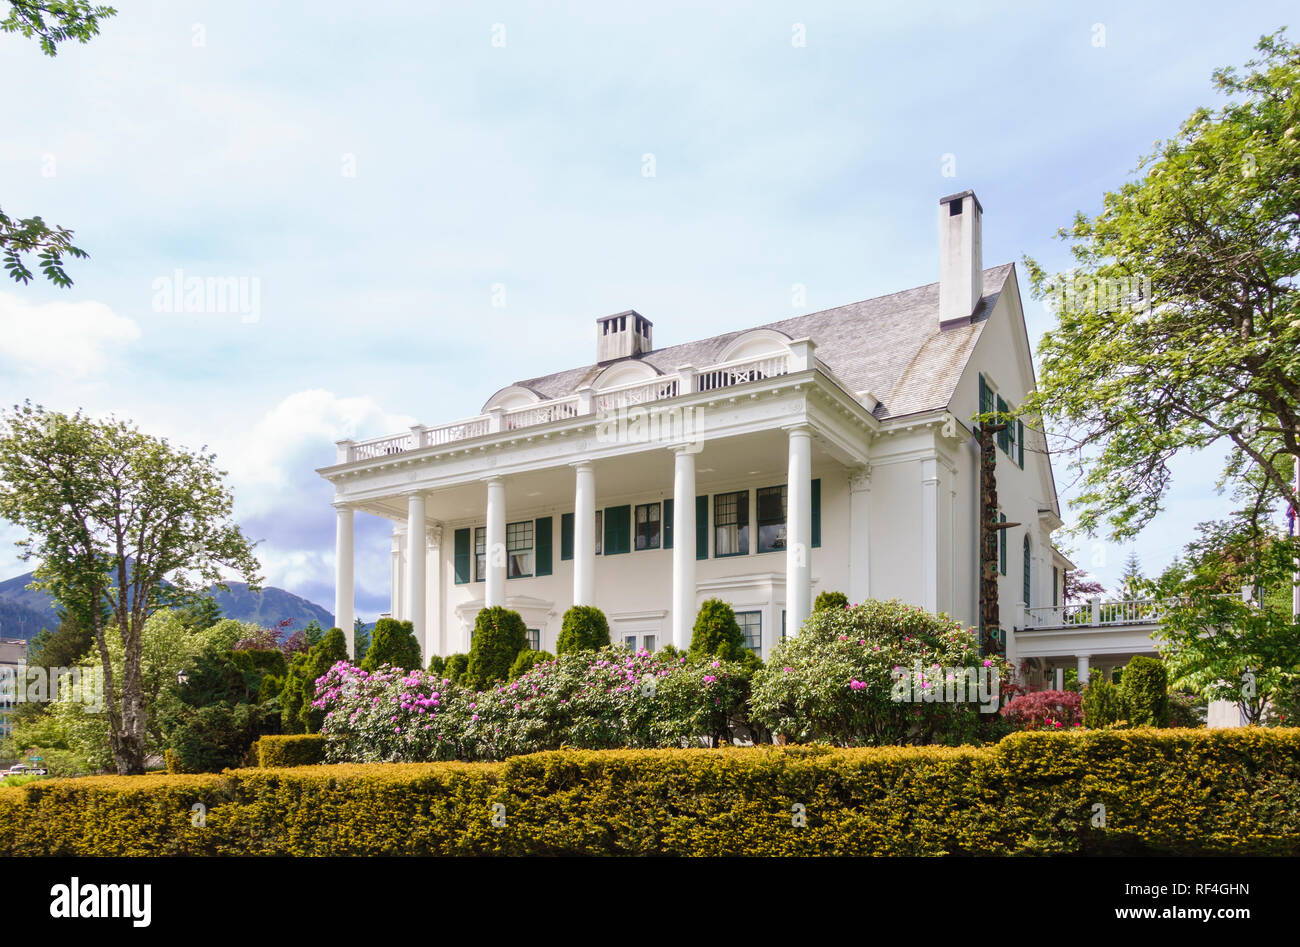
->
[[848, 466, 871, 605], [485, 477, 506, 608], [672, 448, 696, 649], [573, 462, 595, 606], [786, 425, 813, 637], [405, 492, 427, 654], [334, 505, 355, 657], [427, 524, 442, 661], [921, 456, 939, 614], [390, 529, 404, 620], [1076, 654, 1091, 686]]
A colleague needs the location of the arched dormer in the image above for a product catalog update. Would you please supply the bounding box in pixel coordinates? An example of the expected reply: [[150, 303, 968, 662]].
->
[[717, 328, 794, 363], [592, 359, 661, 390], [481, 385, 543, 413]]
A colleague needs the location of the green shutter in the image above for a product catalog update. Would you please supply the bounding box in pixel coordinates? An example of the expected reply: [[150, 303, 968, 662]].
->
[[978, 373, 992, 421], [1023, 535, 1031, 606], [1017, 419, 1025, 467], [453, 527, 471, 585], [560, 513, 574, 561], [996, 395, 1009, 453], [535, 517, 552, 576], [811, 478, 821, 548], [604, 505, 631, 555], [663, 498, 674, 549], [695, 495, 708, 560]]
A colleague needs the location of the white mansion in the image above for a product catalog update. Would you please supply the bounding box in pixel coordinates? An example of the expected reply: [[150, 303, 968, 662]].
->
[[319, 192, 1154, 686]]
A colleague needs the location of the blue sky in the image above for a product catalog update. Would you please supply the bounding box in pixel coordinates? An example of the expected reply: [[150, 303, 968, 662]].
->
[[0, 1, 1291, 617]]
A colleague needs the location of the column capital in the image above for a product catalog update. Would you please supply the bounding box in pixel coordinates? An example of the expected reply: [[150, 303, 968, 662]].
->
[[482, 474, 506, 485], [569, 460, 594, 471], [332, 501, 356, 512], [782, 421, 813, 436]]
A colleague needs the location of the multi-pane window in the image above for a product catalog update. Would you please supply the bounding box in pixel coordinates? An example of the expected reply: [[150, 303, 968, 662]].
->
[[635, 502, 661, 550], [714, 490, 749, 556], [525, 628, 541, 651], [757, 485, 787, 553], [736, 611, 762, 656], [474, 527, 486, 582], [507, 520, 533, 578]]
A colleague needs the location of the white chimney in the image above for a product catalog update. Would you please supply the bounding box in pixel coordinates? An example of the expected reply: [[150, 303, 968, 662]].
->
[[938, 190, 983, 323], [597, 310, 653, 362]]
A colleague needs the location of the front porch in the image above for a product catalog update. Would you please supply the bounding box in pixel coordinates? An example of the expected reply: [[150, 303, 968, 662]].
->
[[319, 348, 896, 661]]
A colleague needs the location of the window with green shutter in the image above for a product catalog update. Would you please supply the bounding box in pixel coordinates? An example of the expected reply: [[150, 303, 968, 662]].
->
[[996, 395, 1010, 453], [695, 495, 708, 560], [453, 527, 471, 585], [1022, 535, 1031, 606], [999, 512, 1007, 575], [663, 498, 674, 549], [978, 373, 994, 421], [811, 478, 821, 548], [535, 516, 552, 576], [1017, 419, 1025, 468], [560, 513, 574, 561], [604, 505, 631, 555]]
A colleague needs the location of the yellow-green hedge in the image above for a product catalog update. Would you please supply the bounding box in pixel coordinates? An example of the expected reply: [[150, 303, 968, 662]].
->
[[1, 729, 1297, 855], [255, 734, 326, 768]]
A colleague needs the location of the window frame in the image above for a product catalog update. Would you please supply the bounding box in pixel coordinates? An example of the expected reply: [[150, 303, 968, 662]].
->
[[634, 501, 662, 551], [713, 489, 750, 557], [756, 484, 787, 554]]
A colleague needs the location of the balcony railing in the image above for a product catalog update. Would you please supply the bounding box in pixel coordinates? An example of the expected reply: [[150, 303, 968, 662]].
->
[[335, 346, 808, 464], [1022, 592, 1249, 630]]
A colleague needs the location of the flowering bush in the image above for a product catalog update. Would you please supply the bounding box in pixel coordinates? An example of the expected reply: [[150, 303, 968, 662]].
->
[[999, 690, 1084, 730], [749, 599, 1013, 746], [314, 646, 754, 763]]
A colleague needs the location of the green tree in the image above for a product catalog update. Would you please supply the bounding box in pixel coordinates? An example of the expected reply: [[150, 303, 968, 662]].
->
[[360, 618, 421, 672], [1022, 31, 1300, 540], [814, 590, 849, 612], [689, 598, 756, 666], [280, 627, 349, 733], [0, 403, 261, 773], [1154, 516, 1300, 724], [1, 1, 116, 286], [353, 616, 370, 663], [1118, 656, 1170, 727], [466, 607, 526, 686], [555, 605, 610, 654]]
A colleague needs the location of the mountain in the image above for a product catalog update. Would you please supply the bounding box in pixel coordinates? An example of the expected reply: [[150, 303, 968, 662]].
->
[[0, 570, 334, 635], [205, 582, 334, 631]]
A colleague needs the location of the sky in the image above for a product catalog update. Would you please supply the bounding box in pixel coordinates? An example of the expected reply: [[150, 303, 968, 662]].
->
[[0, 0, 1292, 617]]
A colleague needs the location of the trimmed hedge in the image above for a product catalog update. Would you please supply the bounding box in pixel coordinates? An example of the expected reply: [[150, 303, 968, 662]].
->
[[2, 729, 1298, 855], [255, 735, 327, 768]]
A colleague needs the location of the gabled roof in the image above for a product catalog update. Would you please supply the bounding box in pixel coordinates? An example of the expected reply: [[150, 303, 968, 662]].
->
[[511, 263, 1015, 420]]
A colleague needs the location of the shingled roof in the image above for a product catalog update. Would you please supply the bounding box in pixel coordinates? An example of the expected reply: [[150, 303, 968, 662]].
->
[[511, 262, 1015, 421]]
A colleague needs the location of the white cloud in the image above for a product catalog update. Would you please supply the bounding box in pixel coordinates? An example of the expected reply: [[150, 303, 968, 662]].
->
[[0, 292, 140, 376]]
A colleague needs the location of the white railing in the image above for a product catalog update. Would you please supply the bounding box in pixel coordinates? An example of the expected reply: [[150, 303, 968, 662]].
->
[[351, 433, 413, 460], [503, 396, 581, 430], [695, 353, 790, 393], [1024, 598, 1163, 628], [337, 349, 802, 463], [423, 416, 491, 446], [594, 377, 679, 413], [1023, 592, 1250, 630]]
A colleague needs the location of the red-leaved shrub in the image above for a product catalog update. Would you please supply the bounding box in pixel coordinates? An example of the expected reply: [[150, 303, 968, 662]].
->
[[999, 689, 1083, 730]]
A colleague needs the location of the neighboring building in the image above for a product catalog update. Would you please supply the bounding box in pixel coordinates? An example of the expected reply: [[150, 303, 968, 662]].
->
[[0, 638, 27, 739], [319, 191, 1145, 684]]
